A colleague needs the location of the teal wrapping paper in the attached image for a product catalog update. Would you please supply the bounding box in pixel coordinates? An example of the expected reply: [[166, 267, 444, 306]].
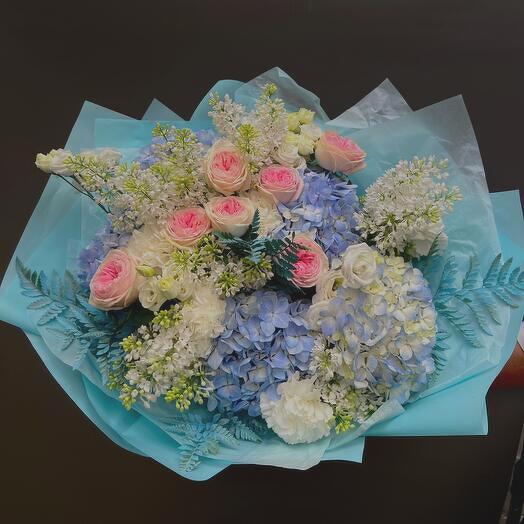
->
[[1, 69, 522, 479]]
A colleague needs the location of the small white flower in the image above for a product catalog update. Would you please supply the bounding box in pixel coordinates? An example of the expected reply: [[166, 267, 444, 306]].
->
[[260, 373, 333, 444], [300, 123, 321, 142]]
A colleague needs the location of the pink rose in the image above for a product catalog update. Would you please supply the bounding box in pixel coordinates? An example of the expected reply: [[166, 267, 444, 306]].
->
[[165, 207, 211, 247], [89, 249, 140, 311], [291, 235, 329, 288], [205, 195, 255, 237], [258, 164, 304, 204], [315, 131, 366, 175], [204, 139, 250, 195]]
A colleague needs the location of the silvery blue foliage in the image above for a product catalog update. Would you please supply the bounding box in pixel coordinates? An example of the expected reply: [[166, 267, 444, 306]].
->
[[77, 224, 130, 291], [277, 170, 361, 260], [206, 290, 314, 416]]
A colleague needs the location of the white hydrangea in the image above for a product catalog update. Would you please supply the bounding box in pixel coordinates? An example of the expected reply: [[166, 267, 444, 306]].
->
[[355, 157, 461, 257], [260, 373, 333, 444]]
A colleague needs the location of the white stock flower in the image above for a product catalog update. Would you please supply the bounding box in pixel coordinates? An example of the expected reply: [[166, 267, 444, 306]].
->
[[35, 149, 73, 175], [260, 373, 333, 444], [300, 123, 322, 142], [341, 243, 377, 288]]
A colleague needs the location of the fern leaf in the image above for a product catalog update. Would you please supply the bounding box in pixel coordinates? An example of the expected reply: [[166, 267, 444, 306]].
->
[[37, 303, 66, 325], [463, 299, 493, 335], [228, 416, 262, 442], [483, 254, 501, 286], [461, 256, 481, 291], [474, 288, 502, 325], [27, 297, 53, 309], [436, 304, 482, 347], [497, 257, 513, 285], [245, 209, 260, 241], [45, 328, 74, 351], [491, 287, 519, 307]]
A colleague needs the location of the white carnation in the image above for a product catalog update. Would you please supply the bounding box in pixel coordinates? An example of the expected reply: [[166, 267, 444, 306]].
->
[[260, 373, 333, 444], [242, 190, 284, 235]]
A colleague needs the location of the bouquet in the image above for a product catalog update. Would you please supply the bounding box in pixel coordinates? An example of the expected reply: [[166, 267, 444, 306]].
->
[[1, 68, 522, 480]]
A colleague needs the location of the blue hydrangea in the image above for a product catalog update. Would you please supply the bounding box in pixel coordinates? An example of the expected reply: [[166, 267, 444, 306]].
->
[[77, 224, 130, 290], [194, 128, 218, 146], [278, 170, 361, 260], [206, 290, 314, 416], [135, 136, 165, 168], [309, 258, 437, 405]]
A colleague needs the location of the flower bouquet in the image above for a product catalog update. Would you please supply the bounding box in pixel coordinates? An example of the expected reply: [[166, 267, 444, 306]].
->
[[1, 68, 522, 480]]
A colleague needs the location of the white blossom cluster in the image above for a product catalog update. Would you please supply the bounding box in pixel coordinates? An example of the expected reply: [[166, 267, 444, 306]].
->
[[355, 157, 462, 257], [120, 287, 226, 408], [131, 235, 273, 312], [209, 83, 288, 172], [36, 127, 211, 234]]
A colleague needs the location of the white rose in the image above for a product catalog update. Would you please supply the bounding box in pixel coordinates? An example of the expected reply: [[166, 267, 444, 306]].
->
[[341, 243, 377, 288], [411, 220, 446, 257], [272, 142, 306, 170], [260, 373, 333, 444], [313, 269, 345, 303], [35, 149, 73, 175], [138, 278, 166, 311]]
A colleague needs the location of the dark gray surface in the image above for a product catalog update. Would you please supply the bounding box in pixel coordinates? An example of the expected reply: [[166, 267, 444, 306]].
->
[[1, 1, 523, 522]]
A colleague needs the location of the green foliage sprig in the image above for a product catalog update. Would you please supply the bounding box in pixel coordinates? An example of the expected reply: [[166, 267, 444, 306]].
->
[[214, 209, 300, 282]]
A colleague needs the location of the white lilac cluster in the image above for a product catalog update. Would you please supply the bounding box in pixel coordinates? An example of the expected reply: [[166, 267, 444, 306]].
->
[[209, 83, 289, 172], [120, 287, 226, 409], [355, 157, 462, 257], [34, 82, 457, 448]]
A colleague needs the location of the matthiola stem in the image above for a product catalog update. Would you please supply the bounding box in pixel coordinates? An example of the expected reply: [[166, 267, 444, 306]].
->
[[55, 173, 109, 214]]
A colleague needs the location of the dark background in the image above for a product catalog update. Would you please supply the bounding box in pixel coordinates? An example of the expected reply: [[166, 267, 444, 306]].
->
[[1, 1, 523, 523]]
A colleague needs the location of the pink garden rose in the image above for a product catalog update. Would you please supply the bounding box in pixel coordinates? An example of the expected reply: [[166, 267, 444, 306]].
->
[[315, 131, 366, 175], [258, 164, 304, 204], [204, 139, 250, 195], [165, 207, 211, 247], [205, 196, 255, 237], [291, 235, 329, 288], [89, 249, 140, 311]]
